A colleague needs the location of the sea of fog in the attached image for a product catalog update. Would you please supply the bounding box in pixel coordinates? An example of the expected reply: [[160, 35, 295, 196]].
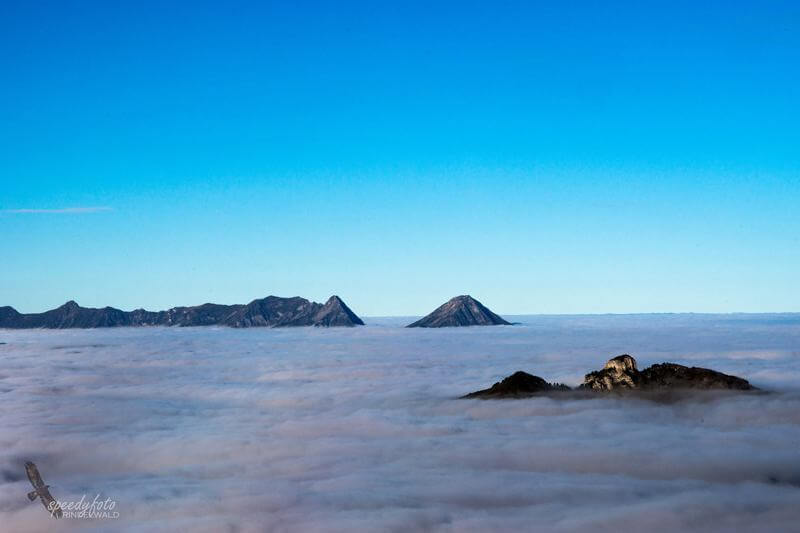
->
[[1, 314, 799, 532]]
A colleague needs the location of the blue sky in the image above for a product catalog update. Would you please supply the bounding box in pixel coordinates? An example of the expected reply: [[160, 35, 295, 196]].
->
[[1, 1, 798, 315]]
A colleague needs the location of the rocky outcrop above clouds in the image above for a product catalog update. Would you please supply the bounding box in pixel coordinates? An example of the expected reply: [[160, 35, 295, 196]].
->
[[464, 354, 756, 398], [636, 362, 755, 391], [0, 295, 364, 329], [461, 371, 571, 398], [407, 295, 511, 328], [581, 354, 755, 391]]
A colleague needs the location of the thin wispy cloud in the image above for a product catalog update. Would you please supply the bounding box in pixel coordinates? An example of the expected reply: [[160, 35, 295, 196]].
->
[[2, 206, 113, 214]]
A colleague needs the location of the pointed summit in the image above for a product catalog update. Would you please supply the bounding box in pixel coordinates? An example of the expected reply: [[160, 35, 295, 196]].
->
[[0, 306, 20, 321], [313, 295, 365, 327], [60, 300, 80, 310], [406, 295, 511, 328]]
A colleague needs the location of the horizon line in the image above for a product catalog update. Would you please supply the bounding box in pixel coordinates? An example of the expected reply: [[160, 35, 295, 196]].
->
[[3, 299, 799, 318]]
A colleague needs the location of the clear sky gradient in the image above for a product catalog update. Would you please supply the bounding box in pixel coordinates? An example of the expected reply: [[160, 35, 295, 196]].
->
[[2, 1, 798, 315]]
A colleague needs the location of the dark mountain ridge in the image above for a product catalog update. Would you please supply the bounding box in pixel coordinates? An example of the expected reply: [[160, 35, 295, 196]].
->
[[0, 295, 364, 329]]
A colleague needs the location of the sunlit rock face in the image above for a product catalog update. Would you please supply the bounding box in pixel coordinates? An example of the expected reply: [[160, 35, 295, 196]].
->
[[604, 354, 637, 373], [582, 354, 641, 391]]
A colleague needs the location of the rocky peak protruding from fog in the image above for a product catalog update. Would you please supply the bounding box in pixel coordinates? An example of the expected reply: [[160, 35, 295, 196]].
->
[[407, 295, 511, 328]]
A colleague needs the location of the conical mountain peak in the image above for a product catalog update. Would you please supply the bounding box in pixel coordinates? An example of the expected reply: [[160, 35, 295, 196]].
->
[[314, 295, 365, 327], [407, 295, 510, 328]]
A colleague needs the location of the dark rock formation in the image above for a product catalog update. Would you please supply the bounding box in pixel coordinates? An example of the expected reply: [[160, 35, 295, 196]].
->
[[224, 296, 320, 327], [407, 295, 511, 328], [581, 354, 755, 392], [130, 303, 242, 327], [0, 301, 132, 329], [0, 295, 364, 329], [0, 306, 22, 324], [462, 371, 571, 398], [638, 362, 754, 391]]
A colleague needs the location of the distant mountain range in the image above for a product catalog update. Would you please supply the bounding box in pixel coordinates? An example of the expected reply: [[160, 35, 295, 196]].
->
[[0, 295, 364, 329], [407, 295, 510, 327]]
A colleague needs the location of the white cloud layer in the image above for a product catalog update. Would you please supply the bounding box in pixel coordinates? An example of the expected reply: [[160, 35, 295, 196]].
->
[[1, 314, 799, 532]]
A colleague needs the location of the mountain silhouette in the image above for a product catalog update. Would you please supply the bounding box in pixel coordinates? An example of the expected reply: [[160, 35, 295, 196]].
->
[[0, 295, 364, 329]]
